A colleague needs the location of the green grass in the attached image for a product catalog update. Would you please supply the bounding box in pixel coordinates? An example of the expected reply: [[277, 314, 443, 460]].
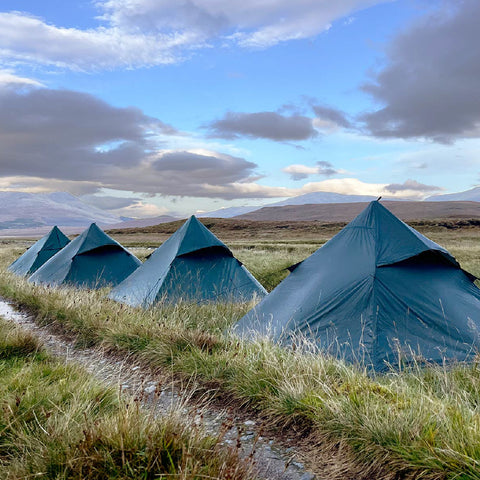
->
[[0, 316, 253, 479], [2, 233, 480, 479], [233, 242, 319, 291]]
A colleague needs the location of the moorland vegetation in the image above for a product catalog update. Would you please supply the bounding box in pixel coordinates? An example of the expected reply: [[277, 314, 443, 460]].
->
[[1, 221, 480, 479]]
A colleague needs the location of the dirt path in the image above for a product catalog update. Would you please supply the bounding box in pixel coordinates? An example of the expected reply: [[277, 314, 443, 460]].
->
[[0, 297, 317, 480]]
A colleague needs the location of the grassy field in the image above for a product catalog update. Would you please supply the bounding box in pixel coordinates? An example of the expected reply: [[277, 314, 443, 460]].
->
[[2, 222, 480, 479], [0, 315, 253, 479], [109, 221, 480, 287]]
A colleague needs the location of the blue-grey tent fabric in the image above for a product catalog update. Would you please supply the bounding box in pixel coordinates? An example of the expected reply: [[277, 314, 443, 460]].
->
[[109, 215, 267, 307], [8, 226, 70, 276], [234, 201, 480, 370], [29, 223, 141, 289]]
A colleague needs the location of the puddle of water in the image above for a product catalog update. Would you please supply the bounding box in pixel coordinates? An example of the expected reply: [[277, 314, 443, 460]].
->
[[0, 299, 28, 323]]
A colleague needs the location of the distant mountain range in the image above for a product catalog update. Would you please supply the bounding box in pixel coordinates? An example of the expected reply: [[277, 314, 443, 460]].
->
[[2, 187, 480, 235], [237, 200, 480, 222], [269, 192, 380, 206], [197, 193, 381, 218], [197, 206, 260, 218], [0, 192, 122, 230], [427, 186, 480, 202], [198, 192, 380, 219], [206, 188, 480, 219]]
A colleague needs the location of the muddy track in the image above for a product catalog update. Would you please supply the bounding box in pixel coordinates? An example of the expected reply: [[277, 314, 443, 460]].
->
[[0, 297, 318, 480]]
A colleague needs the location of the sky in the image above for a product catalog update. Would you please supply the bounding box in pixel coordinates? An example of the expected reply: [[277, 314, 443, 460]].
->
[[0, 0, 479, 218]]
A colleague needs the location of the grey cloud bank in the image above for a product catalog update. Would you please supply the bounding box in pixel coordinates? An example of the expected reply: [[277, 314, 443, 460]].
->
[[313, 105, 352, 129], [283, 161, 339, 181], [208, 111, 318, 141], [0, 87, 173, 181], [0, 86, 269, 199], [361, 0, 480, 142], [385, 179, 442, 194]]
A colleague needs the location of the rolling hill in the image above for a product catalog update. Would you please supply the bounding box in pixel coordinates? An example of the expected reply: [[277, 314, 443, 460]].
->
[[427, 186, 480, 202], [235, 201, 480, 222], [200, 192, 386, 218], [267, 191, 379, 206]]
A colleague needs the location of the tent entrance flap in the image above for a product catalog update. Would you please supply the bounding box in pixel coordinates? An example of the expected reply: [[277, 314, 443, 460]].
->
[[76, 244, 124, 256], [378, 250, 477, 281], [176, 245, 233, 259]]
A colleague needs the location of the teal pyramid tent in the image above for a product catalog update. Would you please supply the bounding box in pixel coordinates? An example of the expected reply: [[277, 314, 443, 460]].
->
[[235, 201, 480, 370], [109, 215, 266, 307], [8, 226, 70, 276], [29, 223, 141, 288]]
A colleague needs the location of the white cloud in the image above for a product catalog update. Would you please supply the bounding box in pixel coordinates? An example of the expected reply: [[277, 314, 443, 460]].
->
[[0, 70, 44, 88], [0, 1, 386, 69], [0, 172, 440, 202], [300, 178, 439, 199], [200, 177, 438, 200], [113, 201, 170, 218], [0, 12, 198, 70]]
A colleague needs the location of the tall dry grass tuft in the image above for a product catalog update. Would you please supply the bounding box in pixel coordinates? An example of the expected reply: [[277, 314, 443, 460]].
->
[[0, 315, 254, 479], [0, 322, 42, 359]]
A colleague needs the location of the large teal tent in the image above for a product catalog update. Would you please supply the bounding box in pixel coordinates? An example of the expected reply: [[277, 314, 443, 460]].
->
[[235, 201, 480, 370], [109, 215, 266, 307], [29, 223, 141, 288], [8, 226, 70, 276]]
